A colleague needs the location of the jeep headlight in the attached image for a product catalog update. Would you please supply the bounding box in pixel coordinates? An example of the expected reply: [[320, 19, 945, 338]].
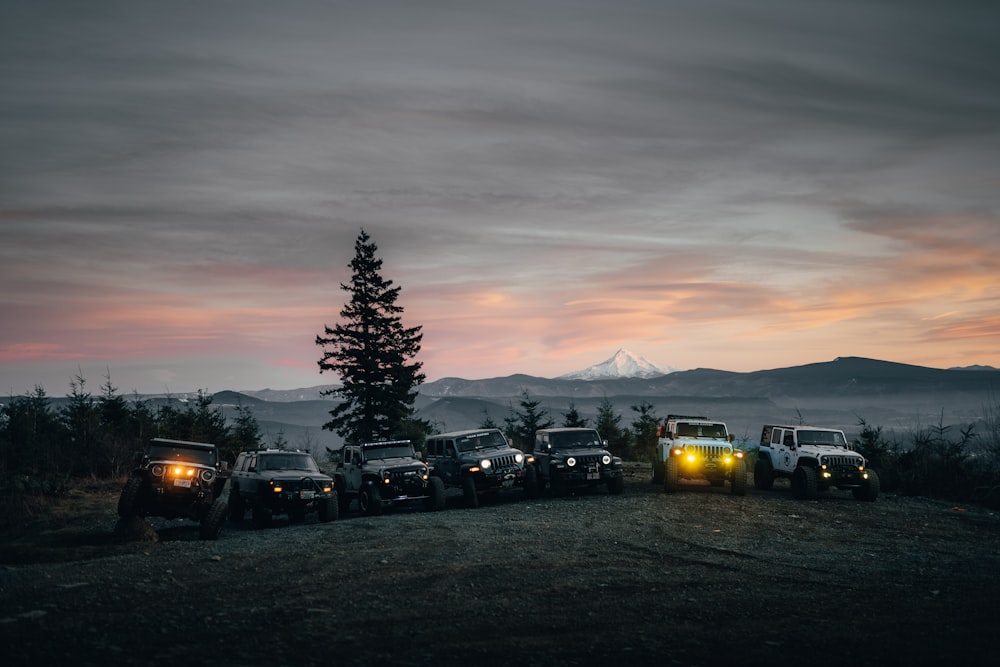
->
[[480, 458, 492, 470], [200, 469, 215, 483], [514, 452, 524, 464], [602, 454, 612, 465], [566, 457, 576, 467], [151, 464, 165, 477]]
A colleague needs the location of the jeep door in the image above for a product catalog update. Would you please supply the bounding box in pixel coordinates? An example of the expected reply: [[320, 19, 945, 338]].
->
[[342, 447, 363, 494], [771, 428, 795, 473]]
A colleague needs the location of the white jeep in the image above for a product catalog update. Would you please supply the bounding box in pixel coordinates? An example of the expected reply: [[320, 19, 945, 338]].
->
[[754, 424, 879, 501]]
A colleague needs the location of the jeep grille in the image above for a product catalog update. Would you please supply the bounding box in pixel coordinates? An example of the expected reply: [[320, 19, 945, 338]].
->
[[822, 455, 863, 468], [575, 454, 604, 466], [685, 445, 732, 459], [487, 454, 521, 472]]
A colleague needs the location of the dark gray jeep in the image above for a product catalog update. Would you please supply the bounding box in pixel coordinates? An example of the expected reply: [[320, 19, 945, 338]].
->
[[532, 427, 624, 496], [228, 449, 339, 527], [424, 428, 537, 508], [335, 440, 445, 516], [117, 437, 230, 540]]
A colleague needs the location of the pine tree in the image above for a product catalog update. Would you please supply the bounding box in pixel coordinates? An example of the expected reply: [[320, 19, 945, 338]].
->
[[503, 391, 554, 451], [316, 229, 427, 444], [561, 400, 590, 428], [595, 396, 629, 459]]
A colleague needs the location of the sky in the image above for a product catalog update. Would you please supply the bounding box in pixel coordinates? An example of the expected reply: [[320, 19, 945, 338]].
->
[[2, 0, 999, 396]]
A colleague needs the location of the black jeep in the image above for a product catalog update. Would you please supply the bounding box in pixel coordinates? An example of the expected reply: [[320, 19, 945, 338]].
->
[[424, 428, 536, 508], [335, 440, 445, 516], [117, 437, 230, 540], [532, 427, 625, 496], [229, 449, 339, 527]]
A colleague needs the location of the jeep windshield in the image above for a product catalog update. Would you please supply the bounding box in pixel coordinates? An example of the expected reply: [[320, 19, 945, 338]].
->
[[797, 430, 848, 447], [257, 453, 320, 472], [455, 431, 508, 452], [147, 443, 216, 466], [363, 444, 415, 460], [676, 423, 728, 439], [550, 431, 603, 448]]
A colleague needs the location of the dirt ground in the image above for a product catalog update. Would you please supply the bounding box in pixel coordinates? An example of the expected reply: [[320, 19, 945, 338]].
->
[[2, 469, 1000, 666]]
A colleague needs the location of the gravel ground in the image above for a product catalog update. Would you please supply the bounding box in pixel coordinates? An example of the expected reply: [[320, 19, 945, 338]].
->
[[2, 469, 1000, 666]]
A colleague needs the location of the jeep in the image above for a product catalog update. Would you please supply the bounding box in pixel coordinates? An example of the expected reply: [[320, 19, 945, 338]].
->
[[117, 437, 230, 540], [424, 428, 536, 508], [335, 440, 445, 516], [654, 415, 747, 495], [229, 449, 339, 527], [532, 427, 624, 496], [754, 424, 880, 501]]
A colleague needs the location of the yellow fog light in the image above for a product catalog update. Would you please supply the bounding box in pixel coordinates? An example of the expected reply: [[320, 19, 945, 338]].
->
[[687, 454, 696, 463], [322, 486, 332, 493], [724, 457, 732, 464]]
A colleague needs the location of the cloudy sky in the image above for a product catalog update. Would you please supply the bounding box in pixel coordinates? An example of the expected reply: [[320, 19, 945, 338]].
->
[[2, 0, 999, 395]]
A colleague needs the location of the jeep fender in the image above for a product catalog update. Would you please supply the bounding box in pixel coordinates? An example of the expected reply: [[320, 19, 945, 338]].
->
[[757, 451, 773, 467]]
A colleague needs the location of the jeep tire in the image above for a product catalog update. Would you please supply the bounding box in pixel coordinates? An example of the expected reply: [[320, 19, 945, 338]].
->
[[852, 469, 881, 502], [318, 495, 339, 522], [663, 456, 679, 494], [359, 484, 383, 516], [791, 465, 818, 500], [117, 477, 145, 519], [730, 459, 747, 496], [462, 475, 479, 508], [199, 497, 228, 540], [754, 457, 775, 490], [425, 476, 446, 512], [651, 460, 664, 485]]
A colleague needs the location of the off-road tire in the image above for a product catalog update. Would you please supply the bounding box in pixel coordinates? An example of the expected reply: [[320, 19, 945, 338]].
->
[[199, 497, 228, 540], [318, 495, 339, 522], [359, 484, 383, 516], [117, 476, 145, 519], [425, 476, 446, 511], [462, 475, 479, 509], [651, 460, 664, 484], [551, 470, 568, 497], [607, 475, 625, 495], [523, 464, 539, 499], [792, 465, 818, 500], [731, 459, 748, 496], [228, 487, 245, 522], [754, 457, 775, 490], [853, 469, 881, 502], [663, 456, 679, 494]]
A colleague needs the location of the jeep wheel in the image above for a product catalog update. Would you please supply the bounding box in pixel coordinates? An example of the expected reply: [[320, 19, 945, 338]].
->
[[462, 475, 479, 508], [360, 485, 382, 516], [730, 459, 747, 496], [791, 466, 818, 500], [607, 475, 624, 495], [117, 476, 145, 519], [551, 471, 568, 497], [318, 495, 339, 522], [663, 456, 679, 494], [228, 488, 245, 522], [523, 464, 539, 499], [252, 500, 272, 528], [651, 460, 663, 484], [425, 476, 446, 512], [754, 458, 775, 490], [199, 497, 228, 540], [852, 469, 881, 502]]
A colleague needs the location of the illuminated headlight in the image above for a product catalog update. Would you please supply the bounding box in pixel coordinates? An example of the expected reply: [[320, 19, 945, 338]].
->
[[601, 454, 612, 465], [672, 448, 683, 456], [272, 485, 283, 493], [862, 472, 870, 480], [480, 458, 492, 470], [151, 464, 165, 477], [566, 457, 576, 467], [200, 469, 215, 483], [514, 453, 524, 464], [735, 451, 744, 459], [322, 485, 332, 492]]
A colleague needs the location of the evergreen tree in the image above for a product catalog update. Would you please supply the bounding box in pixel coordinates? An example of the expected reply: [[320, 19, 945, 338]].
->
[[230, 401, 264, 456], [561, 400, 589, 428], [595, 396, 629, 459], [316, 229, 427, 444], [629, 400, 660, 462], [503, 391, 554, 451]]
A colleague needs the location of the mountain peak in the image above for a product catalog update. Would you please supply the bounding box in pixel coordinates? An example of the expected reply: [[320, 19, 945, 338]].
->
[[559, 348, 677, 380]]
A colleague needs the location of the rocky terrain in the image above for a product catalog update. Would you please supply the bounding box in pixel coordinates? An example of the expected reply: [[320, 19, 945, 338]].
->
[[2, 470, 999, 666]]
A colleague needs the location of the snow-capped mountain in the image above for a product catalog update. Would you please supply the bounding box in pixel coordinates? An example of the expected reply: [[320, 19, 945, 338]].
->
[[558, 348, 678, 380]]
